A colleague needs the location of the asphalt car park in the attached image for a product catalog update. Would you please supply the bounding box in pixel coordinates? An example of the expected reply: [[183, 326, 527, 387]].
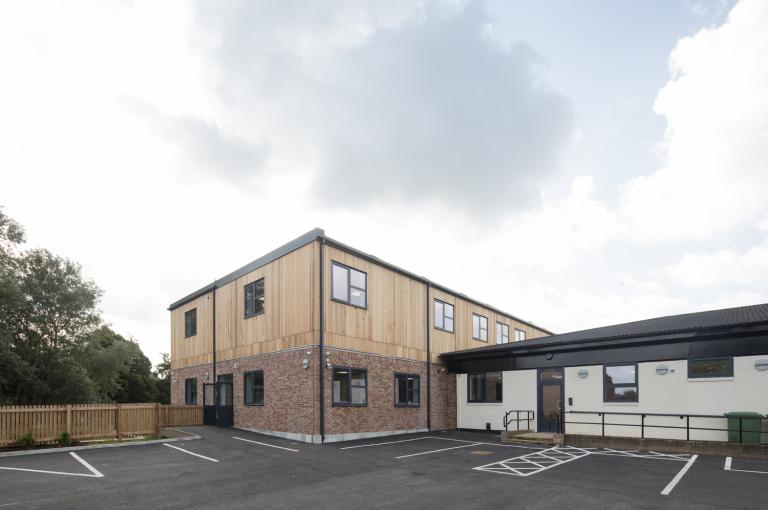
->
[[0, 427, 766, 509]]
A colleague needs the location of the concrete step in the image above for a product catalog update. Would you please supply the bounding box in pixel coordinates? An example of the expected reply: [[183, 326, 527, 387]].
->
[[501, 431, 562, 446]]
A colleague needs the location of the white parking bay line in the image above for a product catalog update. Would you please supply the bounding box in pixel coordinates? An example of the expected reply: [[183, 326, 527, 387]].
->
[[724, 456, 768, 475], [396, 443, 482, 459], [163, 443, 219, 462], [233, 436, 299, 452], [661, 454, 698, 495], [0, 452, 104, 478], [340, 437, 431, 450]]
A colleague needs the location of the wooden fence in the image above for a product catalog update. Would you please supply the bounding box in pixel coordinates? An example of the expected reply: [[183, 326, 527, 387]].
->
[[0, 403, 203, 446]]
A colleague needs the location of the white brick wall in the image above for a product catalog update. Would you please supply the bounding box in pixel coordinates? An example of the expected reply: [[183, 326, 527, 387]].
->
[[456, 370, 538, 431], [564, 355, 768, 441]]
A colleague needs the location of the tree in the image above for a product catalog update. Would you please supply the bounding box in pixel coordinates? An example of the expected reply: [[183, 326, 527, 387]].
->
[[154, 353, 171, 404]]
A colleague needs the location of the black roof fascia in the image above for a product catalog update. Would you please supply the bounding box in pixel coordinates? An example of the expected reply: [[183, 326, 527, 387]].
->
[[168, 228, 324, 310]]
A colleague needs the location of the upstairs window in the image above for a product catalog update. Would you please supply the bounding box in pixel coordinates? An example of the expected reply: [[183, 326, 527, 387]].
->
[[395, 373, 420, 407], [332, 262, 367, 308], [515, 329, 527, 342], [496, 322, 509, 344], [244, 370, 264, 405], [333, 367, 368, 406], [185, 378, 197, 405], [244, 278, 265, 318], [472, 313, 488, 342], [184, 309, 197, 338], [688, 357, 733, 378], [434, 299, 455, 332], [468, 372, 503, 403], [604, 364, 638, 402]]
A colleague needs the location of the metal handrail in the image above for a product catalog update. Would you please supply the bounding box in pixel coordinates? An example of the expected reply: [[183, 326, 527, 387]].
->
[[566, 410, 767, 445], [503, 409, 535, 431]]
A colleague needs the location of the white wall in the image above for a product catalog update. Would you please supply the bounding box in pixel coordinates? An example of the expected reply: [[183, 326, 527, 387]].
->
[[564, 355, 768, 442], [456, 370, 538, 431]]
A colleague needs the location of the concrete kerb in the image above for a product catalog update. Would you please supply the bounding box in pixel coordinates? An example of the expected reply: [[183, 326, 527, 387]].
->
[[0, 429, 201, 458], [565, 434, 768, 459]]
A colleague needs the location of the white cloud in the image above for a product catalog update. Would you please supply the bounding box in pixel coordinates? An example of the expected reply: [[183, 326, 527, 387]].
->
[[665, 238, 768, 288]]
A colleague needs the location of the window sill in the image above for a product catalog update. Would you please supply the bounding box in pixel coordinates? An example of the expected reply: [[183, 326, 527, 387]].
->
[[332, 403, 368, 408], [184, 334, 196, 339], [395, 404, 420, 408], [434, 327, 455, 334], [330, 298, 368, 310], [687, 377, 734, 382], [244, 311, 265, 320], [466, 401, 503, 405], [473, 338, 488, 343], [244, 403, 265, 407], [602, 402, 640, 406]]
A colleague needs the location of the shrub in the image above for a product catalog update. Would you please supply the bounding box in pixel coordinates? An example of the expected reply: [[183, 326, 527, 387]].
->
[[57, 431, 72, 446], [17, 432, 34, 448]]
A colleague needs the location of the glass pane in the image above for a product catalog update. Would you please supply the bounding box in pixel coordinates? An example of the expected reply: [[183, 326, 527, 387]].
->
[[473, 315, 480, 338], [468, 374, 484, 401], [605, 365, 636, 385], [332, 264, 348, 302], [444, 318, 454, 332], [540, 368, 563, 381], [254, 387, 264, 406], [351, 369, 366, 385], [410, 377, 419, 404], [434, 301, 443, 328], [485, 372, 502, 402], [350, 288, 366, 307], [445, 303, 454, 319], [496, 323, 502, 344], [396, 377, 407, 404], [350, 269, 366, 289], [351, 386, 366, 405], [218, 383, 232, 406], [245, 284, 254, 316], [254, 279, 265, 314], [245, 373, 254, 404], [689, 359, 732, 378], [333, 370, 349, 403], [606, 386, 637, 402]]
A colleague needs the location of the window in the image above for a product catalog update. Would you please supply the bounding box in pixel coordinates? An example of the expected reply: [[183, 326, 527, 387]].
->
[[496, 322, 509, 344], [333, 368, 367, 406], [467, 372, 503, 403], [688, 357, 733, 378], [244, 370, 264, 405], [244, 278, 265, 318], [603, 364, 638, 402], [185, 378, 197, 405], [472, 313, 488, 342], [395, 374, 420, 407], [515, 329, 526, 342], [332, 262, 367, 308], [184, 309, 197, 337], [434, 299, 455, 332]]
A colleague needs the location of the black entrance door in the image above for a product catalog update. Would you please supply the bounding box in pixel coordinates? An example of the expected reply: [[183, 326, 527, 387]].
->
[[538, 367, 564, 433], [203, 383, 216, 425], [216, 374, 234, 427]]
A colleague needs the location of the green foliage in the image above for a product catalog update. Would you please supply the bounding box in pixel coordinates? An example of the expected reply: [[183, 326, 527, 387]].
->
[[0, 208, 167, 405], [57, 431, 72, 446], [17, 431, 34, 447], [154, 353, 171, 404]]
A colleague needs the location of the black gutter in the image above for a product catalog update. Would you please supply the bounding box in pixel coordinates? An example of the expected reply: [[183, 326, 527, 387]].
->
[[425, 282, 431, 431], [318, 237, 325, 443], [212, 285, 217, 404]]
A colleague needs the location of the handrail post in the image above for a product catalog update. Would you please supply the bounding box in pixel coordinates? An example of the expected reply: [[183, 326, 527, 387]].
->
[[686, 416, 690, 441], [516, 411, 520, 432], [739, 417, 743, 444], [641, 414, 645, 439], [601, 412, 605, 437]]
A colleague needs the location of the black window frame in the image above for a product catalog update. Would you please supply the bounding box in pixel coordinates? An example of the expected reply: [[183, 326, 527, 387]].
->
[[184, 308, 197, 338], [515, 328, 526, 342], [603, 363, 639, 403], [472, 313, 488, 342], [332, 367, 368, 407], [185, 378, 197, 405], [687, 357, 734, 379], [496, 322, 509, 344], [434, 299, 455, 333], [243, 370, 265, 406], [394, 373, 420, 407], [331, 261, 368, 309], [244, 278, 266, 319], [467, 371, 503, 403]]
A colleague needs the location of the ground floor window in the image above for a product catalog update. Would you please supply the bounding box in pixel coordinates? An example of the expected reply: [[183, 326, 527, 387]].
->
[[603, 364, 638, 402], [395, 373, 420, 407], [333, 367, 367, 406], [185, 378, 197, 405], [688, 357, 733, 378], [244, 370, 264, 405], [467, 371, 502, 402]]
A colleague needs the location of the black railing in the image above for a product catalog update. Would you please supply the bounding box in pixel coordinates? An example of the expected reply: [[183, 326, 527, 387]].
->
[[503, 410, 535, 431], [566, 411, 767, 445]]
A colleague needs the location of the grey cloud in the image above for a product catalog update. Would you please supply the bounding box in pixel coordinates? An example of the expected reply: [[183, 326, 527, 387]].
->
[[193, 1, 572, 214]]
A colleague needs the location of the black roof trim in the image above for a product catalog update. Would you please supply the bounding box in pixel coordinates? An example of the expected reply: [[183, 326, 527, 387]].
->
[[167, 229, 553, 334], [441, 303, 768, 360]]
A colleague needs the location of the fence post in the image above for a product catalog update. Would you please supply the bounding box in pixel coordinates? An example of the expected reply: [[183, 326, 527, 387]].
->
[[155, 403, 161, 438], [66, 405, 72, 436], [115, 404, 122, 440]]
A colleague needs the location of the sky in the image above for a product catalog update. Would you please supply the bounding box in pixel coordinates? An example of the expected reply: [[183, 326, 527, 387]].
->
[[1, 0, 767, 366]]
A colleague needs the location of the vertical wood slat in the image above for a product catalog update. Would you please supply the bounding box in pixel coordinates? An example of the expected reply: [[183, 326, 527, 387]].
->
[[0, 404, 202, 445]]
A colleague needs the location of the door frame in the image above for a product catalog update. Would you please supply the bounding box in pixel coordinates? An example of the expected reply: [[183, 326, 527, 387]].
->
[[537, 367, 564, 433], [203, 383, 216, 426], [215, 374, 234, 428]]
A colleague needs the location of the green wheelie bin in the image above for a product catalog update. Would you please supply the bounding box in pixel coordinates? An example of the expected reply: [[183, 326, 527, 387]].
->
[[723, 412, 764, 444]]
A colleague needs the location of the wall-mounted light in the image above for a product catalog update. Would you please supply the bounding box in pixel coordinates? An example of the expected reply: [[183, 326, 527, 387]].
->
[[656, 365, 670, 375], [577, 368, 588, 379], [545, 353, 554, 361], [755, 359, 768, 371], [302, 358, 310, 369], [233, 361, 239, 369], [326, 360, 333, 369]]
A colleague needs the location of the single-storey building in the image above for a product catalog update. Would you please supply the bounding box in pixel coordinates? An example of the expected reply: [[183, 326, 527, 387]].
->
[[169, 229, 768, 444]]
